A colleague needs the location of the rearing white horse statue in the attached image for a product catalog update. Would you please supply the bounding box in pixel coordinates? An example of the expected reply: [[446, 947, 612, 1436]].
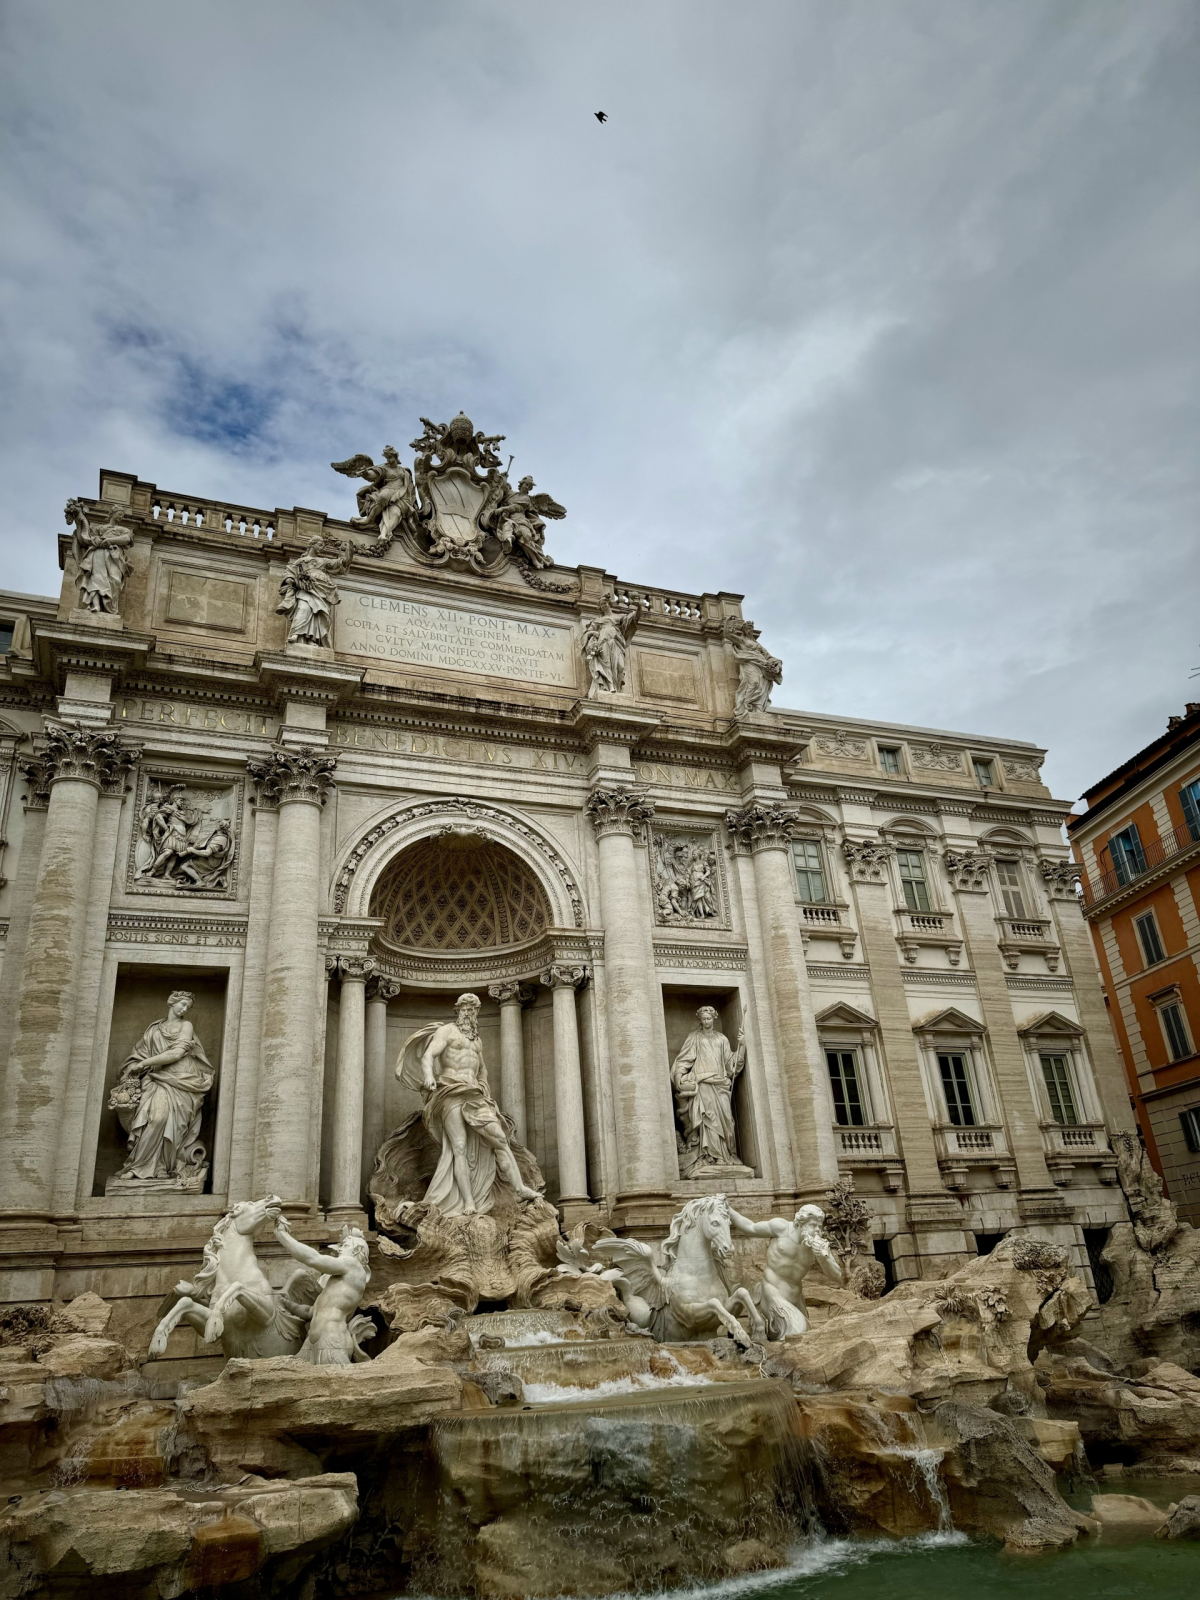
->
[[147, 1195, 320, 1360], [592, 1193, 766, 1346]]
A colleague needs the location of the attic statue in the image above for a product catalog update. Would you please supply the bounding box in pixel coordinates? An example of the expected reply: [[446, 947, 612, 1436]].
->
[[276, 534, 352, 647], [64, 498, 133, 616]]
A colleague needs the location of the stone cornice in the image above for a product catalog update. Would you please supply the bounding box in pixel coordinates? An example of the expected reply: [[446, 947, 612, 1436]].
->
[[256, 652, 365, 705], [31, 621, 155, 686], [247, 748, 338, 808], [720, 717, 809, 769], [571, 701, 663, 750]]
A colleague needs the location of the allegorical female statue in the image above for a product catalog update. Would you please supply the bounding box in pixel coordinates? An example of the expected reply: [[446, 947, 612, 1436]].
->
[[108, 991, 216, 1190], [725, 619, 783, 716], [581, 594, 640, 696], [670, 1005, 746, 1175], [64, 499, 134, 616], [276, 534, 352, 647]]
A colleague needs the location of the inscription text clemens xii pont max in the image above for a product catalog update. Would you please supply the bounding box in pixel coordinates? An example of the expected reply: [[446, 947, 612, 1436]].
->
[[337, 593, 577, 688]]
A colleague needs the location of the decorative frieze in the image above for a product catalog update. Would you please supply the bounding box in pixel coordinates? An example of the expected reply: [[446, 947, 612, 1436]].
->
[[813, 730, 871, 761], [942, 849, 991, 893], [247, 749, 338, 808], [585, 785, 655, 839], [653, 940, 748, 970], [909, 742, 964, 774], [841, 837, 892, 882], [106, 912, 247, 948], [724, 803, 799, 853], [1002, 756, 1043, 782]]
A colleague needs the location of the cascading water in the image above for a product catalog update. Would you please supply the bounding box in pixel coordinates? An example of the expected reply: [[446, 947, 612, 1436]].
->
[[400, 1377, 822, 1597]]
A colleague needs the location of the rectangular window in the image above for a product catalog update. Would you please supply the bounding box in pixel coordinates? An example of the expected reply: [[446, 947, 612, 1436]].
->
[[972, 758, 995, 787], [995, 859, 1027, 919], [1108, 824, 1147, 886], [793, 840, 828, 904], [0, 621, 13, 656], [1180, 1107, 1200, 1155], [1181, 779, 1200, 843], [938, 1052, 977, 1126], [1040, 1053, 1079, 1126], [897, 849, 931, 912], [827, 1050, 866, 1126], [1135, 911, 1166, 967], [879, 746, 902, 775], [1161, 1002, 1192, 1062]]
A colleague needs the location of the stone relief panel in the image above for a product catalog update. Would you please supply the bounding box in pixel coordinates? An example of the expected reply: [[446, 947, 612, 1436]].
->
[[1002, 756, 1044, 783], [909, 742, 965, 774], [126, 768, 244, 899], [650, 827, 729, 929], [812, 729, 872, 763]]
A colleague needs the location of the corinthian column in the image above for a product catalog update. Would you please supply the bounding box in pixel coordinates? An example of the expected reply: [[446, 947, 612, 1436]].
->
[[247, 749, 337, 1212], [363, 975, 401, 1184], [541, 964, 590, 1203], [329, 955, 374, 1219], [586, 786, 671, 1197], [0, 724, 139, 1219], [726, 803, 839, 1191], [488, 981, 531, 1144]]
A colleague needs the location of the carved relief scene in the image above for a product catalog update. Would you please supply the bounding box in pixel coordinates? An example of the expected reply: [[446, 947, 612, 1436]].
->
[[129, 770, 242, 894]]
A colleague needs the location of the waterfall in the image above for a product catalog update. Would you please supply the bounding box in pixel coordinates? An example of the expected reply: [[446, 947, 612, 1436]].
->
[[402, 1378, 822, 1596]]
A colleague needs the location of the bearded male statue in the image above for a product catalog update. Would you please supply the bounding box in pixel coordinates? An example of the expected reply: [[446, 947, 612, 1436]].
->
[[394, 993, 542, 1216]]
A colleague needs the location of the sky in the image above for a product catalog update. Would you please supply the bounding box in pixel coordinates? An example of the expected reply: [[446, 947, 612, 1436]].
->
[[1, 1, 1196, 803]]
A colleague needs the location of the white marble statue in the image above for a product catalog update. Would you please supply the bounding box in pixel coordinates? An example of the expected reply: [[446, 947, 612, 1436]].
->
[[273, 1217, 375, 1365], [729, 1202, 844, 1338], [331, 445, 420, 554], [108, 991, 216, 1189], [276, 534, 352, 646], [64, 498, 133, 616], [581, 595, 639, 696], [592, 1193, 765, 1345], [484, 475, 565, 569], [394, 993, 542, 1216], [726, 619, 782, 715], [670, 1007, 746, 1176], [148, 1196, 321, 1360]]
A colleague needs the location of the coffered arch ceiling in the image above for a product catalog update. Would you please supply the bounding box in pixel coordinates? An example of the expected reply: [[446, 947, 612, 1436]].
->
[[370, 833, 551, 956]]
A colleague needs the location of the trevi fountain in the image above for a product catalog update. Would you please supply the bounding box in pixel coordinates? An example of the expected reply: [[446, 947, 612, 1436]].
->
[[0, 417, 1197, 1596]]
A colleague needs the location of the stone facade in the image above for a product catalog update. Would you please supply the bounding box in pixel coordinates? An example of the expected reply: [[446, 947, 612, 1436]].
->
[[0, 441, 1132, 1349]]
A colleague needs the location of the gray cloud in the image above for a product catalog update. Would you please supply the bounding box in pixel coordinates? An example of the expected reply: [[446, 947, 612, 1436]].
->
[[1, 0, 1196, 800]]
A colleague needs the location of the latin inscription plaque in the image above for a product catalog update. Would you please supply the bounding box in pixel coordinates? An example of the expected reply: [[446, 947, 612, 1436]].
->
[[337, 592, 577, 688]]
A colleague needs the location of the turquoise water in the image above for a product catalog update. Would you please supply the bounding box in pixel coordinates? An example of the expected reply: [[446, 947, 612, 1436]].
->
[[649, 1534, 1200, 1600]]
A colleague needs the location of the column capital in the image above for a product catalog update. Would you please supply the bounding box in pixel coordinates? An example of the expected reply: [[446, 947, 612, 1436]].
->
[[488, 981, 535, 1006], [18, 754, 53, 811], [724, 802, 800, 854], [585, 784, 655, 839], [248, 748, 338, 808], [1039, 857, 1083, 899], [32, 721, 140, 794], [841, 835, 893, 882], [336, 955, 377, 983], [541, 963, 590, 991], [942, 848, 991, 893], [366, 974, 403, 1002]]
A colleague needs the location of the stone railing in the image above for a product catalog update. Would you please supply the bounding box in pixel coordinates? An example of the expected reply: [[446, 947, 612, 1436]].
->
[[149, 496, 277, 541]]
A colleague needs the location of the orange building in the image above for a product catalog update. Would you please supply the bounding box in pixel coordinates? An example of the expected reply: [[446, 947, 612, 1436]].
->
[[1068, 703, 1200, 1223]]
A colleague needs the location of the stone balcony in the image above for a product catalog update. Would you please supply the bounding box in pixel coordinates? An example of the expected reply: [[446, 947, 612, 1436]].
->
[[995, 916, 1061, 972], [799, 902, 857, 960], [1040, 1121, 1117, 1186], [833, 1123, 903, 1190], [933, 1123, 1014, 1190], [893, 907, 963, 966]]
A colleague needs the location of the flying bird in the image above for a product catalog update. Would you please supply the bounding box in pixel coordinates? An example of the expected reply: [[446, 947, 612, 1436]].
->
[[594, 111, 607, 123]]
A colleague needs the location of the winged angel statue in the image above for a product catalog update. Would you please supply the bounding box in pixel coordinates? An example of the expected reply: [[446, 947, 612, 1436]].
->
[[331, 412, 566, 573]]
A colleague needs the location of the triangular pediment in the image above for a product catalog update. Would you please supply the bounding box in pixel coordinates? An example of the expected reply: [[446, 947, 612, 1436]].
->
[[815, 1001, 878, 1030], [1016, 1009, 1084, 1038], [912, 1006, 986, 1035]]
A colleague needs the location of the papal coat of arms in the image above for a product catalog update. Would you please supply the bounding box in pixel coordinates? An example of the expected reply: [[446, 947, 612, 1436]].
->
[[331, 412, 567, 579]]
